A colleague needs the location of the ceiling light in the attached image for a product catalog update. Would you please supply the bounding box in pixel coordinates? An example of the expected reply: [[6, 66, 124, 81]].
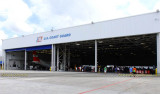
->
[[109, 45, 113, 47], [89, 47, 92, 48], [140, 43, 145, 45], [76, 43, 80, 45], [98, 41, 103, 43], [135, 38, 138, 40]]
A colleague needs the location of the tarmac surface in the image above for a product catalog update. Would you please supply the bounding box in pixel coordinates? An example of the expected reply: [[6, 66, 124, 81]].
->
[[0, 70, 160, 94]]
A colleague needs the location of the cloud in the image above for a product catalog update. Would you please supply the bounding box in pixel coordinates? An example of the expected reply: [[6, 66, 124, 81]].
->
[[1, 0, 33, 34], [85, 0, 152, 22], [0, 0, 159, 35], [0, 30, 8, 44], [0, 30, 8, 56], [0, 0, 155, 35], [30, 24, 45, 33], [0, 0, 44, 35], [123, 0, 151, 15], [29, 0, 153, 30], [154, 1, 160, 10], [0, 0, 45, 56], [12, 34, 18, 38], [29, 0, 92, 30]]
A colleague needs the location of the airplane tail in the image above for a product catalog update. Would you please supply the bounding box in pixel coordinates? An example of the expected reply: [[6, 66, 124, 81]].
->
[[32, 51, 50, 68], [33, 51, 40, 63]]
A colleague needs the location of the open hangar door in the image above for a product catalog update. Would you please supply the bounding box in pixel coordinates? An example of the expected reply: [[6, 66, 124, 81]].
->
[[26, 45, 51, 71], [56, 41, 95, 72], [5, 50, 25, 70], [5, 45, 52, 71], [97, 34, 156, 73], [56, 34, 156, 73]]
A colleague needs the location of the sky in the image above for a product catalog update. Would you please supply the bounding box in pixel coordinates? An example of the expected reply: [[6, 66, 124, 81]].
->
[[0, 0, 160, 55]]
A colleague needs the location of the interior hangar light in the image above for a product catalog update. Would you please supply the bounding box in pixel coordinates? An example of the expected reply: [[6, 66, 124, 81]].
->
[[109, 45, 113, 47], [140, 43, 145, 45], [98, 41, 103, 43]]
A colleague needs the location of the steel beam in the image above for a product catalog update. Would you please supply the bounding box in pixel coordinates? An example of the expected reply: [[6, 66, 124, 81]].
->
[[68, 48, 70, 70], [95, 40, 97, 72], [63, 45, 66, 71], [53, 45, 56, 71], [24, 50, 27, 70], [157, 33, 160, 74], [51, 44, 56, 71], [2, 50, 5, 70], [57, 46, 59, 71]]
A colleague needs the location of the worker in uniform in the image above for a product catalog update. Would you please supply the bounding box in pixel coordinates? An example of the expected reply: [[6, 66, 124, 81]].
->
[[75, 65, 77, 71], [133, 67, 137, 77]]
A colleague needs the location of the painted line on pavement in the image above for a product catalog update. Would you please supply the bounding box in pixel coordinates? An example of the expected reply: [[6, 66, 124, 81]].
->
[[79, 78, 135, 94]]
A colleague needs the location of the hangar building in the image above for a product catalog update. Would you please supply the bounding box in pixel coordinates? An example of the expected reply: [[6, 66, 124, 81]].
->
[[1, 12, 160, 73]]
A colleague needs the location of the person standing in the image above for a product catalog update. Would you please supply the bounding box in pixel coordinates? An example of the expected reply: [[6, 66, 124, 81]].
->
[[117, 67, 120, 73], [133, 67, 137, 77], [129, 67, 133, 75], [152, 65, 155, 75], [115, 67, 117, 73], [104, 66, 107, 73], [75, 65, 77, 71], [79, 66, 82, 72]]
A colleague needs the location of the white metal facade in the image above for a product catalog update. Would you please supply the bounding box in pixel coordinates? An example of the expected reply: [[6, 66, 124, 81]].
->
[[2, 12, 160, 50]]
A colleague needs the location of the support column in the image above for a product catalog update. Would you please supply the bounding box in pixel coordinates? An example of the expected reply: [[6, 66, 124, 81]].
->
[[53, 45, 56, 71], [2, 52, 3, 70], [3, 50, 6, 70], [51, 44, 56, 71], [2, 50, 4, 70], [63, 45, 66, 71], [68, 48, 70, 71], [7, 54, 8, 70], [57, 46, 59, 71], [95, 40, 97, 72], [24, 50, 27, 70], [6, 52, 8, 70], [1, 60, 3, 70], [157, 33, 160, 74]]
